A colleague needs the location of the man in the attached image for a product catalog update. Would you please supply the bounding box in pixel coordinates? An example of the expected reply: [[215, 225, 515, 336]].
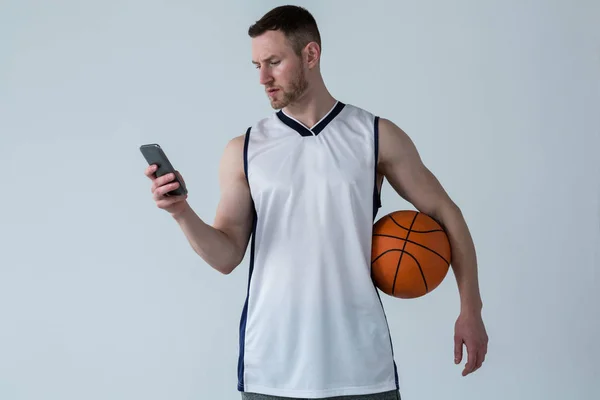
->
[[144, 5, 488, 400]]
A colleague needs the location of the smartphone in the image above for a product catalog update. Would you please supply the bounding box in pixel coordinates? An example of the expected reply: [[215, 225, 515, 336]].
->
[[139, 143, 188, 196]]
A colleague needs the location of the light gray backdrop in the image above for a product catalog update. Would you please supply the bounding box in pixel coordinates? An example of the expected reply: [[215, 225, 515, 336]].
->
[[1, 0, 599, 399]]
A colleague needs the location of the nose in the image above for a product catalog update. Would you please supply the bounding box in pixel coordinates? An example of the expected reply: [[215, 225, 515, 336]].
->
[[259, 68, 273, 86]]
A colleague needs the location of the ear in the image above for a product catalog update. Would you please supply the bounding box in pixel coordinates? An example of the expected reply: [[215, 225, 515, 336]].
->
[[304, 42, 320, 69]]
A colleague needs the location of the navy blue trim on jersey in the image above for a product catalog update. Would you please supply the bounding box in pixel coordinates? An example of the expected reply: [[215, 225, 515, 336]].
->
[[243, 126, 251, 181], [371, 116, 399, 391], [238, 126, 255, 391], [374, 288, 400, 391], [276, 101, 346, 137], [313, 101, 345, 134], [373, 116, 382, 220], [276, 111, 312, 136], [237, 211, 257, 392]]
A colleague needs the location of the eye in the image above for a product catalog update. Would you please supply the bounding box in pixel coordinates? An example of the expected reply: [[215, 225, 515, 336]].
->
[[270, 60, 280, 66]]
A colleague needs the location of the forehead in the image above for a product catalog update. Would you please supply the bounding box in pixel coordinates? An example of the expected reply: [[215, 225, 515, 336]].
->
[[251, 30, 293, 62]]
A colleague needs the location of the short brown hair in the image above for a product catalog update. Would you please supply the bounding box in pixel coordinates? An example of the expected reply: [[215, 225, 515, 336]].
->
[[248, 5, 322, 56]]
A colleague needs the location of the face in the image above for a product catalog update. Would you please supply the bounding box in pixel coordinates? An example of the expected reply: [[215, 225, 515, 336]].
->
[[252, 30, 309, 109]]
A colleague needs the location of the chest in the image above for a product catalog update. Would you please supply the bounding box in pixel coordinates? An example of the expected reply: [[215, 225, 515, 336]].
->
[[247, 130, 374, 195]]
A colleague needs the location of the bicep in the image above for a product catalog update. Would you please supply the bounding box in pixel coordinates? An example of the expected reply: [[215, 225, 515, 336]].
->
[[378, 118, 455, 219], [212, 136, 254, 254]]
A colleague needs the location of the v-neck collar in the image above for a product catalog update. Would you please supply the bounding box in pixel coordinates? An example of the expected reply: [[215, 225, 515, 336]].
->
[[276, 101, 346, 137]]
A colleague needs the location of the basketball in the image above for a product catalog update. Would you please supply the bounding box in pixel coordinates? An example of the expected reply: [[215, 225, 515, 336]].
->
[[371, 210, 452, 299]]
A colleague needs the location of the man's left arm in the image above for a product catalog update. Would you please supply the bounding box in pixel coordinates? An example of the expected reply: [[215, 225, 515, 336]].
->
[[377, 117, 488, 376]]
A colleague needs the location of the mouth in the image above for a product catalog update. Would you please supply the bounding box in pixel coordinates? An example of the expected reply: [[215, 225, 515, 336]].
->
[[266, 88, 280, 96]]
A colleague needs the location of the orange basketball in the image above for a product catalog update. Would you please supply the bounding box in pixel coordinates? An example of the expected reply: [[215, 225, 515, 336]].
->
[[371, 210, 451, 299]]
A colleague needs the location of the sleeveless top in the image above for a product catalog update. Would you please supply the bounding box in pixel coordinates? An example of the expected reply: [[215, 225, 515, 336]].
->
[[237, 101, 399, 398]]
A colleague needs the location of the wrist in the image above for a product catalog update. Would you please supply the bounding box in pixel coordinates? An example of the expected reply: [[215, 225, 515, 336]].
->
[[172, 202, 193, 222], [460, 299, 483, 315]]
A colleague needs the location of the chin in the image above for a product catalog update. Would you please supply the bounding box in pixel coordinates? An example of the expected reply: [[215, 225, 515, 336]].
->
[[269, 99, 288, 110]]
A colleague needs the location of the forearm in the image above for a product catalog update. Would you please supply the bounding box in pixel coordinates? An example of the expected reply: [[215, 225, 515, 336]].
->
[[172, 204, 244, 274], [435, 203, 482, 313]]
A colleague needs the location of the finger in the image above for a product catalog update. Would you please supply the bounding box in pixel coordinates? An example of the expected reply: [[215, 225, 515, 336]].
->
[[152, 181, 179, 199], [476, 343, 487, 370], [151, 173, 177, 193], [471, 349, 485, 374], [156, 194, 187, 209], [454, 336, 463, 364], [462, 345, 479, 376], [153, 181, 181, 199], [156, 172, 177, 187], [145, 164, 158, 178]]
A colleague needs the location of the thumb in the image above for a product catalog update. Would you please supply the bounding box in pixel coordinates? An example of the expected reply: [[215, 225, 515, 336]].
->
[[454, 335, 463, 364]]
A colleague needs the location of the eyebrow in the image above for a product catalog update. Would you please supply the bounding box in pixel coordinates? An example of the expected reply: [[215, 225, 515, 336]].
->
[[252, 56, 279, 65]]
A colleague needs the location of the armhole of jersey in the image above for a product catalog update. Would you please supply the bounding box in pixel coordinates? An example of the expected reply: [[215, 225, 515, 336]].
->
[[243, 126, 251, 183], [373, 116, 382, 219], [238, 125, 254, 392]]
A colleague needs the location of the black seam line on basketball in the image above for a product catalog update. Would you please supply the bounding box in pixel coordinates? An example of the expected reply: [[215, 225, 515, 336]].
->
[[372, 248, 402, 264], [371, 249, 408, 291], [392, 213, 418, 295], [393, 248, 428, 293], [371, 249, 429, 293], [389, 215, 444, 233], [372, 249, 421, 264], [406, 247, 429, 293], [373, 234, 451, 266]]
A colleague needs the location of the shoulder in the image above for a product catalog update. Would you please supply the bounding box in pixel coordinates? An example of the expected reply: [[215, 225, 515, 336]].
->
[[376, 117, 421, 167], [225, 134, 246, 152], [219, 130, 251, 180], [377, 117, 407, 138], [377, 117, 414, 146]]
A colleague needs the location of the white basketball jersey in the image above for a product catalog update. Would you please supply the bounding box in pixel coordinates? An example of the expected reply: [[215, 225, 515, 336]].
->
[[237, 101, 399, 398]]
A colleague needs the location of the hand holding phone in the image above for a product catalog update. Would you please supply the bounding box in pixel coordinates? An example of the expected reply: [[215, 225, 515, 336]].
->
[[140, 143, 189, 215]]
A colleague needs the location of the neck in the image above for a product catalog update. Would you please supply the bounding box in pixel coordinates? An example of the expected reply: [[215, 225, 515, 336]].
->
[[282, 76, 337, 128]]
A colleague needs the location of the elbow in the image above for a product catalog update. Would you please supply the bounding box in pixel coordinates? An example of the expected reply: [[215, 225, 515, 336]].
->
[[214, 255, 244, 275], [219, 265, 236, 275], [447, 201, 462, 216], [192, 244, 244, 275], [211, 261, 236, 275], [430, 199, 461, 226]]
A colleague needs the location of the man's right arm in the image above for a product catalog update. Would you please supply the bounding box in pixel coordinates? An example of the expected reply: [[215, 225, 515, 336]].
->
[[173, 135, 254, 274]]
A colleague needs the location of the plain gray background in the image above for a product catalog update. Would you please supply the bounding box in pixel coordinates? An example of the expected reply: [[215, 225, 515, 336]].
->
[[1, 0, 599, 399]]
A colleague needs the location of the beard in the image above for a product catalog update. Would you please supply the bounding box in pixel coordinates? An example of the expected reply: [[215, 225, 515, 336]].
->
[[268, 69, 309, 110]]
